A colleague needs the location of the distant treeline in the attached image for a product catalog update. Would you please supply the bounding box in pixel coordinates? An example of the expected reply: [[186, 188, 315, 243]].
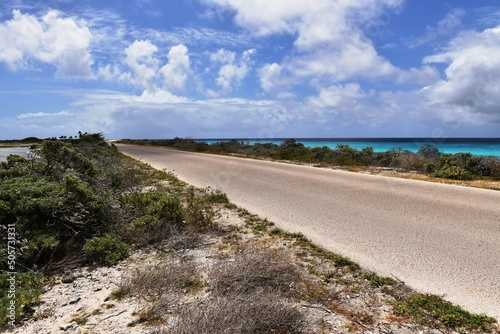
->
[[119, 138, 500, 181], [0, 137, 43, 145], [0, 132, 101, 145]]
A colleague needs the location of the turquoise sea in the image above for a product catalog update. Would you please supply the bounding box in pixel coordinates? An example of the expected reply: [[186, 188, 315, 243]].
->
[[200, 138, 500, 157]]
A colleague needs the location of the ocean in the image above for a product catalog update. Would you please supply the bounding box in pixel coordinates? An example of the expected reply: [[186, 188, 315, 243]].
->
[[200, 138, 500, 157], [0, 147, 31, 162]]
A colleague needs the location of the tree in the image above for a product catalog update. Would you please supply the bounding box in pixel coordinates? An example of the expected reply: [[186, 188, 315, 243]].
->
[[418, 144, 441, 160]]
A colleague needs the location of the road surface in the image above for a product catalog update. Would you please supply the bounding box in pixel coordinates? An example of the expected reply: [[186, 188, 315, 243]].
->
[[117, 144, 500, 319]]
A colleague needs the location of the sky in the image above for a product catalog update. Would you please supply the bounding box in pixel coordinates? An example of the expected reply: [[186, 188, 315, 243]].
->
[[1, 0, 500, 139]]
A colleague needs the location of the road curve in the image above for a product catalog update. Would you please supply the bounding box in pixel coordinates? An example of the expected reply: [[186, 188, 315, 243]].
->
[[117, 144, 500, 319]]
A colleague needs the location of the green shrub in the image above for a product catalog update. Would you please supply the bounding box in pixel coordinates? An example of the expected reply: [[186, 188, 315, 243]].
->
[[83, 234, 129, 266], [0, 175, 66, 269], [118, 191, 185, 245], [433, 166, 472, 180], [0, 135, 132, 271], [333, 144, 365, 166], [41, 140, 96, 177], [121, 191, 184, 224], [184, 188, 222, 229], [0, 272, 44, 326], [274, 139, 310, 161], [434, 153, 484, 179]]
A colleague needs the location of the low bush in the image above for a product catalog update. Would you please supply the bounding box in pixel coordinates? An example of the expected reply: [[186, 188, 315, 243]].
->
[[184, 188, 225, 230], [83, 234, 129, 266], [0, 272, 44, 326], [433, 165, 473, 180], [118, 191, 185, 245]]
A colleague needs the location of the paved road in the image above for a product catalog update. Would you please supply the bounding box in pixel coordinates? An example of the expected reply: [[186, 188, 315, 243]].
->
[[117, 144, 500, 319]]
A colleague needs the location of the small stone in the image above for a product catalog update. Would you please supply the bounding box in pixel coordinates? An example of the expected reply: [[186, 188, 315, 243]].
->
[[59, 322, 76, 331], [62, 272, 76, 284], [69, 296, 81, 305]]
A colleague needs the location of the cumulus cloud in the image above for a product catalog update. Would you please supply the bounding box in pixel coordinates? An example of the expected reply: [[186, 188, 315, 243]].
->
[[0, 10, 93, 78], [308, 83, 367, 109], [210, 48, 256, 94], [259, 63, 283, 92], [304, 83, 402, 128], [98, 41, 192, 93], [423, 26, 500, 123], [160, 44, 191, 92], [205, 0, 409, 84], [123, 39, 160, 88]]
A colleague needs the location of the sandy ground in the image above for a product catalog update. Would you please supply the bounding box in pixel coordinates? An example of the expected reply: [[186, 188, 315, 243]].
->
[[117, 144, 500, 321]]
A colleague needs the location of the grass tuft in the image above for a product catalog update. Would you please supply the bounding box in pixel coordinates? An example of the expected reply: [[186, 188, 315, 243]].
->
[[362, 271, 397, 288], [390, 293, 497, 332]]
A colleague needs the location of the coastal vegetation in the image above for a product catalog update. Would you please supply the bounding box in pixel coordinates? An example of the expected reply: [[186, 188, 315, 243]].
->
[[118, 138, 500, 182], [0, 134, 498, 332], [7, 135, 499, 183]]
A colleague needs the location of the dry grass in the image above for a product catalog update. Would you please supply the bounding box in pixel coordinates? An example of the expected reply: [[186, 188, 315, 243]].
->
[[118, 255, 200, 302], [169, 293, 305, 334], [210, 246, 301, 297]]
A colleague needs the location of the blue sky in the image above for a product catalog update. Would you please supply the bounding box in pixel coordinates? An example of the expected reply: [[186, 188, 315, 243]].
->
[[1, 0, 500, 139]]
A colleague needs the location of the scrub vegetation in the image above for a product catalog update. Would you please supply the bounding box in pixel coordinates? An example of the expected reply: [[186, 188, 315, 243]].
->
[[1, 135, 498, 332], [119, 138, 500, 182]]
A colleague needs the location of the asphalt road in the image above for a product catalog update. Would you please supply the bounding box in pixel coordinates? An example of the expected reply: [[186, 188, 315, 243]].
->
[[117, 144, 500, 319]]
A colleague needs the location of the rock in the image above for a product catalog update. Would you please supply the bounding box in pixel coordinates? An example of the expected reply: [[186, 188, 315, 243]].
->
[[69, 296, 81, 305], [59, 322, 76, 331], [62, 272, 76, 284]]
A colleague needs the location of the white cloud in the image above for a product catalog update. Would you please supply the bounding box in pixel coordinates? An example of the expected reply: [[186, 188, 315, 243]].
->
[[123, 39, 160, 88], [205, 0, 440, 88], [160, 44, 191, 92], [423, 26, 500, 123], [210, 48, 236, 63], [259, 63, 283, 92], [408, 8, 465, 48], [395, 65, 440, 85], [0, 10, 93, 78], [304, 83, 403, 128], [64, 88, 281, 138], [210, 48, 256, 94], [98, 41, 192, 92], [17, 111, 73, 119], [308, 83, 367, 109]]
